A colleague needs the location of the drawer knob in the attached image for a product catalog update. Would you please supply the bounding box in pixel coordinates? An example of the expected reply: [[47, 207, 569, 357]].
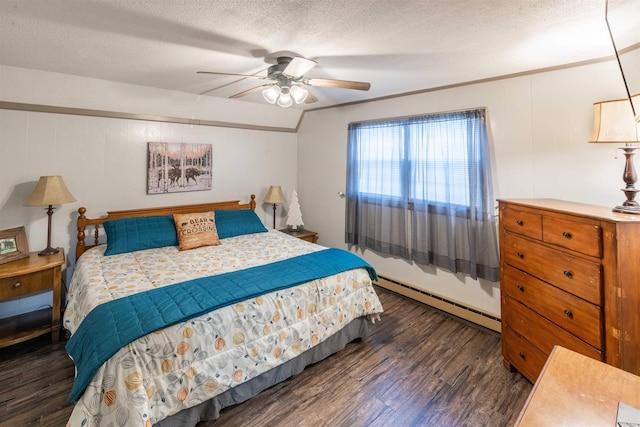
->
[[564, 309, 574, 319], [562, 231, 572, 239], [516, 220, 524, 226], [519, 352, 526, 361], [517, 285, 525, 292], [517, 252, 525, 259], [563, 270, 573, 279], [13, 282, 22, 288]]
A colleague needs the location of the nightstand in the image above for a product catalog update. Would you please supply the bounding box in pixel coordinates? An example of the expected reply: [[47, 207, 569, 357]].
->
[[0, 250, 65, 347], [279, 228, 318, 243]]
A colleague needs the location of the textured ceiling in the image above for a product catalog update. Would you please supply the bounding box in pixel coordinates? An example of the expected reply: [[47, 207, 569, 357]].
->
[[0, 0, 639, 111]]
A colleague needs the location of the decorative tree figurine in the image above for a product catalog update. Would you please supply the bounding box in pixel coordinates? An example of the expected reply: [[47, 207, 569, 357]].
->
[[286, 190, 304, 231]]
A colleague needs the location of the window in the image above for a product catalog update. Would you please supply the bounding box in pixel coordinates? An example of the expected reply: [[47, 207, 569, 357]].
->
[[345, 108, 499, 281]]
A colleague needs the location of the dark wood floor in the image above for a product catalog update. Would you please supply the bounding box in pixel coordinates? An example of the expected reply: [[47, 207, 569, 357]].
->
[[0, 287, 532, 427]]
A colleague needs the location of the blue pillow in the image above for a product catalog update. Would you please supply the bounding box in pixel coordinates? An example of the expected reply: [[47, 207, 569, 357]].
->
[[104, 215, 178, 256], [214, 209, 268, 239]]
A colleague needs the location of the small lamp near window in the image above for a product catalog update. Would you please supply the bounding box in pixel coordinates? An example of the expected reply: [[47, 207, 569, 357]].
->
[[590, 94, 640, 214], [24, 175, 76, 255], [263, 185, 286, 229]]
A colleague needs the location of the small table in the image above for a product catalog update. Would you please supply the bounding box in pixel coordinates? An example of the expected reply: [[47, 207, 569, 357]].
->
[[0, 250, 65, 347], [515, 345, 640, 426], [278, 228, 318, 243]]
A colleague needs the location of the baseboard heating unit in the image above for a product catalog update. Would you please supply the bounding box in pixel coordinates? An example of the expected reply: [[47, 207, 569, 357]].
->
[[375, 275, 501, 333]]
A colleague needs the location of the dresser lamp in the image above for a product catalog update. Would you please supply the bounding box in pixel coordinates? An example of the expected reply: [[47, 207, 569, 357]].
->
[[263, 185, 286, 229], [590, 95, 640, 214], [24, 175, 76, 255], [590, 0, 640, 214]]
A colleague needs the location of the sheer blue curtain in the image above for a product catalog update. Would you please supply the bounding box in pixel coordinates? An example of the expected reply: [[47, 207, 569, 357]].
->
[[345, 108, 499, 281], [345, 119, 410, 259]]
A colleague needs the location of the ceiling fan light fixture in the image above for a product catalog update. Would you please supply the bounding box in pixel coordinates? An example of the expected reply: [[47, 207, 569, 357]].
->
[[290, 85, 309, 104], [262, 85, 280, 104], [277, 87, 293, 108], [200, 55, 371, 106]]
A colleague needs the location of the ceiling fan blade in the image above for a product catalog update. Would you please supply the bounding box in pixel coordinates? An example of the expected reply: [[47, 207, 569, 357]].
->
[[229, 84, 271, 99], [304, 92, 318, 104], [283, 57, 317, 78], [197, 71, 267, 80], [305, 78, 371, 91]]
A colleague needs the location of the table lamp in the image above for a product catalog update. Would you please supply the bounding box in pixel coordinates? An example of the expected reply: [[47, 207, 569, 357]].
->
[[263, 185, 285, 229], [24, 175, 76, 255]]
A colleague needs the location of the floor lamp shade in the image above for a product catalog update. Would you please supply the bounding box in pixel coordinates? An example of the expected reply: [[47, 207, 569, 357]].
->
[[263, 185, 286, 229], [24, 175, 76, 255]]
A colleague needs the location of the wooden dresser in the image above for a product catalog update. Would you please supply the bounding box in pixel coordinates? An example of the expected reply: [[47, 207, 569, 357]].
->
[[498, 198, 640, 382]]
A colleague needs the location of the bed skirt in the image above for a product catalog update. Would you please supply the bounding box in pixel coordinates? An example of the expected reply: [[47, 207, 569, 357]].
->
[[154, 316, 370, 427]]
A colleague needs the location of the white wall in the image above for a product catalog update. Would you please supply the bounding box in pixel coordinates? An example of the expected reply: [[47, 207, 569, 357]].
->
[[0, 70, 299, 318], [297, 49, 640, 318]]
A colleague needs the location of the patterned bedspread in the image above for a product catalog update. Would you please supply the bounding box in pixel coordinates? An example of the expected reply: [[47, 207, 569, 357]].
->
[[64, 230, 383, 426]]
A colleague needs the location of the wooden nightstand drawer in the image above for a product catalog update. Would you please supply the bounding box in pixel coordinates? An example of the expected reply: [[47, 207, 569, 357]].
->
[[502, 265, 602, 348], [0, 269, 54, 300]]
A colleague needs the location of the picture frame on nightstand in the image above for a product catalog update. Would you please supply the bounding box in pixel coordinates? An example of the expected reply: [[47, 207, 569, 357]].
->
[[0, 226, 29, 265]]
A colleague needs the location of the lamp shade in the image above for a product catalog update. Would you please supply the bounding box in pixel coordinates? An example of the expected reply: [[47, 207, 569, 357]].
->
[[590, 94, 640, 143], [263, 185, 286, 204], [24, 175, 76, 206], [290, 85, 309, 104], [276, 87, 293, 108], [262, 85, 281, 104]]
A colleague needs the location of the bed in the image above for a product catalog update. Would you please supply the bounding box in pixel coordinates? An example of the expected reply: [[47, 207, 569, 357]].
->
[[63, 195, 383, 427]]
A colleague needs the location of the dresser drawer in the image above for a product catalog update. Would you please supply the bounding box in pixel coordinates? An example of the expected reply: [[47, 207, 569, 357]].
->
[[502, 233, 601, 305], [0, 269, 53, 300], [503, 326, 548, 382], [542, 215, 601, 257], [503, 296, 602, 361], [501, 204, 542, 240], [502, 265, 602, 348]]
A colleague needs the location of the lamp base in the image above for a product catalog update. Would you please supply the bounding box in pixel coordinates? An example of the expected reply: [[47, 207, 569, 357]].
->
[[612, 146, 640, 215], [38, 246, 60, 256], [613, 204, 640, 214]]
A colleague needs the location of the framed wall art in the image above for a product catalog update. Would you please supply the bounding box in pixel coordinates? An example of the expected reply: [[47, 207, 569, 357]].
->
[[0, 226, 30, 264], [147, 142, 213, 194]]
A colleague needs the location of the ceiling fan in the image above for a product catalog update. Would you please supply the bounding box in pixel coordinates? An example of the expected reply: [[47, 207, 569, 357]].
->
[[197, 56, 371, 107]]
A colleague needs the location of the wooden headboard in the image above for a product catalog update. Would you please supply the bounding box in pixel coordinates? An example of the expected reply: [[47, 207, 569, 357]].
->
[[76, 194, 257, 261]]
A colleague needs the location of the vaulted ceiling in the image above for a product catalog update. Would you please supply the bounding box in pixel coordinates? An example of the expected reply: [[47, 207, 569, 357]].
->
[[1, 0, 639, 111]]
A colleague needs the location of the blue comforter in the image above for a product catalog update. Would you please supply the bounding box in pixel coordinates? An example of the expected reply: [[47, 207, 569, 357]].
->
[[66, 248, 377, 402]]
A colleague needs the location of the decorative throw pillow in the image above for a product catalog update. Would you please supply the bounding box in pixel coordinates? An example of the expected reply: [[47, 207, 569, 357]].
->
[[173, 212, 221, 251], [104, 215, 178, 256], [214, 209, 268, 239]]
